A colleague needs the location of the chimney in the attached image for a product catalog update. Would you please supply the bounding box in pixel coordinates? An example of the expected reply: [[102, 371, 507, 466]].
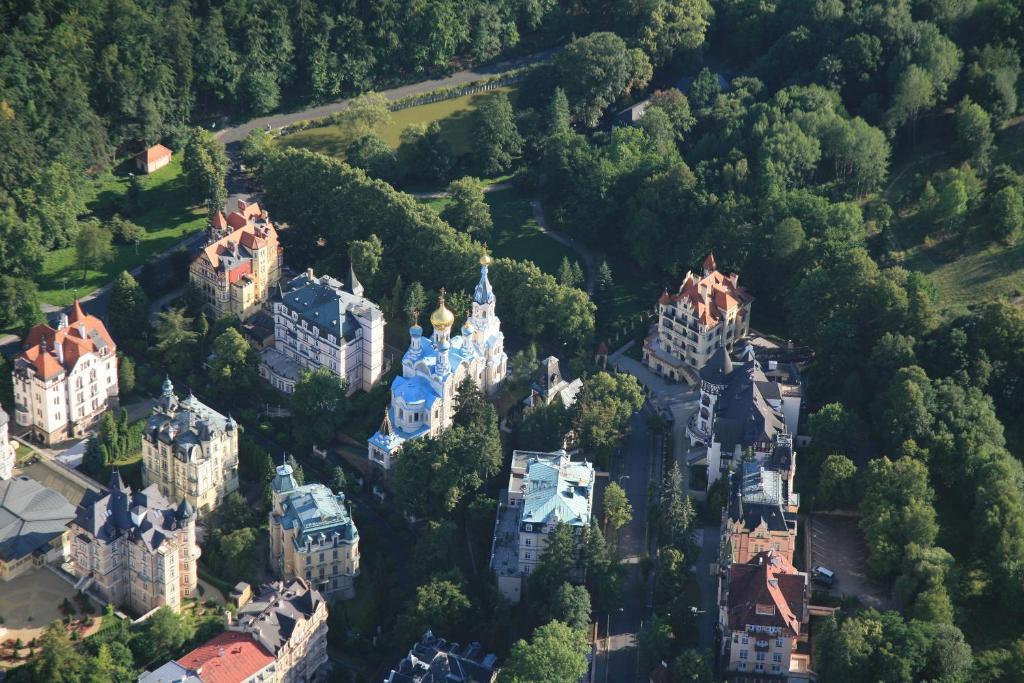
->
[[224, 610, 233, 629], [306, 267, 314, 280], [58, 313, 68, 329], [55, 338, 64, 366], [218, 647, 225, 658]]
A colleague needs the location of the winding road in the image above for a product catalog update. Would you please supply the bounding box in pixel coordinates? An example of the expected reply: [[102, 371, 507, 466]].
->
[[214, 48, 561, 147]]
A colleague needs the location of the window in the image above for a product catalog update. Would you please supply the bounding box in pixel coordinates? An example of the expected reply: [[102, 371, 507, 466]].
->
[[525, 524, 532, 532], [756, 652, 765, 662], [524, 552, 531, 560], [741, 636, 748, 645], [772, 654, 782, 663], [739, 651, 748, 660], [772, 664, 781, 672], [525, 539, 531, 546], [775, 638, 784, 648]]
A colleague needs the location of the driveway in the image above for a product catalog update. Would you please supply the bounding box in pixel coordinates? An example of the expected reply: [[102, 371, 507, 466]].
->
[[805, 513, 893, 611]]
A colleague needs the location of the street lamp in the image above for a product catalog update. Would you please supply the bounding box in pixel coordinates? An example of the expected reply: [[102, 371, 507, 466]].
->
[[617, 475, 631, 486]]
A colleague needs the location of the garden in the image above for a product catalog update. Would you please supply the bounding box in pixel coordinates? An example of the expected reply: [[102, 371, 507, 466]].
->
[[36, 156, 207, 307]]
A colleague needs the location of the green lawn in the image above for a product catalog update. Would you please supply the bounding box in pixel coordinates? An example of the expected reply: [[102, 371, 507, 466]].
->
[[278, 86, 518, 159], [37, 156, 206, 306], [420, 188, 579, 277], [881, 116, 1024, 315]]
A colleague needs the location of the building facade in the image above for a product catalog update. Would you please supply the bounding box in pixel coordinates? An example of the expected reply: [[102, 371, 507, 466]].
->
[[720, 551, 811, 683], [723, 464, 800, 566], [644, 253, 753, 381], [12, 302, 119, 446], [0, 404, 14, 481], [490, 450, 595, 603], [70, 471, 200, 614], [190, 201, 284, 321], [687, 345, 801, 487], [261, 267, 384, 394], [368, 252, 507, 470], [228, 579, 330, 683], [142, 378, 239, 516], [269, 464, 360, 599]]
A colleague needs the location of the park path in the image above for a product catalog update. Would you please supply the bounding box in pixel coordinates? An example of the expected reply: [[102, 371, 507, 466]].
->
[[531, 198, 598, 293], [214, 48, 561, 146]]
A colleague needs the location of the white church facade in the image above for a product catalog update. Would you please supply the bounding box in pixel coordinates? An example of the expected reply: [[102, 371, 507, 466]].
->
[[368, 251, 507, 471]]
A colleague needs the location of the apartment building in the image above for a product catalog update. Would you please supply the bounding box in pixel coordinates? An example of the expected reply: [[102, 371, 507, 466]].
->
[[12, 302, 119, 445], [644, 253, 753, 381], [261, 267, 384, 394], [70, 471, 199, 614], [190, 201, 283, 321], [142, 378, 239, 516], [720, 551, 811, 682], [269, 463, 360, 599], [490, 450, 595, 603], [386, 631, 498, 682], [723, 463, 800, 566]]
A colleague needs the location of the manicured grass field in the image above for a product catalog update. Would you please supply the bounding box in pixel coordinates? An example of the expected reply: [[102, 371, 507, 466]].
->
[[277, 86, 518, 159], [421, 188, 580, 278], [37, 156, 206, 306]]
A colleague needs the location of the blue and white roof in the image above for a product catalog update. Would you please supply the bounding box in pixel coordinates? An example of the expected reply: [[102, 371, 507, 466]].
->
[[521, 455, 594, 528]]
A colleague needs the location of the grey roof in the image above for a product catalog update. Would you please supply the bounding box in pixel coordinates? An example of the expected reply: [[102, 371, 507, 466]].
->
[[728, 464, 796, 534], [699, 346, 734, 385], [137, 661, 203, 683], [709, 354, 785, 452], [387, 631, 497, 683], [75, 471, 187, 553], [277, 271, 381, 343], [234, 578, 325, 655], [146, 391, 229, 463], [0, 476, 76, 562]]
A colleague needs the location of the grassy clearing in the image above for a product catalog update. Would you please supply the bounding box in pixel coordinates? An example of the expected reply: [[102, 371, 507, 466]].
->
[[881, 117, 1024, 315], [278, 87, 518, 159], [419, 188, 579, 277], [37, 156, 206, 306]]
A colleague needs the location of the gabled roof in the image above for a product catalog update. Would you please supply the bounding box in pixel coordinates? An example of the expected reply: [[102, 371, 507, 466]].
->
[[176, 631, 274, 683], [726, 551, 805, 636], [139, 144, 172, 164], [660, 254, 752, 328], [19, 304, 116, 377], [234, 578, 326, 655]]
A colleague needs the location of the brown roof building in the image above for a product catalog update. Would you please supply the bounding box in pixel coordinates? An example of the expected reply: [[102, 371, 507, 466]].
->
[[12, 302, 119, 445], [189, 200, 284, 321], [643, 253, 753, 384], [720, 551, 811, 682], [136, 144, 173, 174]]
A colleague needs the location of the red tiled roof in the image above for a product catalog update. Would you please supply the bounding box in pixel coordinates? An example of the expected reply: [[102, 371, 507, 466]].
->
[[20, 302, 117, 375], [177, 631, 274, 683], [213, 212, 228, 230], [726, 551, 805, 637], [138, 144, 173, 164], [197, 216, 279, 271], [658, 253, 752, 327]]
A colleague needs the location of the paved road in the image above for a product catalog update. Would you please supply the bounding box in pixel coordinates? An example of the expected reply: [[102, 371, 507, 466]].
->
[[214, 48, 561, 147], [595, 403, 661, 683]]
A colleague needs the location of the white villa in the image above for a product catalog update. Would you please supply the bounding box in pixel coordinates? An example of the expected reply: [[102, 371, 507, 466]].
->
[[490, 449, 595, 603]]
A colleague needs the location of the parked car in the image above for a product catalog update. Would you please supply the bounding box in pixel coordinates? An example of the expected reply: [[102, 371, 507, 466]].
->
[[812, 566, 836, 587]]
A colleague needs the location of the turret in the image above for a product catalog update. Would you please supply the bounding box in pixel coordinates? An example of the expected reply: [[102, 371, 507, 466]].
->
[[430, 289, 454, 347]]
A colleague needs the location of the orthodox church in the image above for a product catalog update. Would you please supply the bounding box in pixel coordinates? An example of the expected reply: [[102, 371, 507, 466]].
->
[[368, 251, 507, 470]]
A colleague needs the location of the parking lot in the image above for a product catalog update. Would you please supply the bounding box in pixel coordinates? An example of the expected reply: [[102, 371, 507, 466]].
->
[[806, 513, 893, 610]]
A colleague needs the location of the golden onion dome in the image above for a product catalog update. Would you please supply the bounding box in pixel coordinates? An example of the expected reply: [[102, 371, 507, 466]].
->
[[430, 288, 455, 330], [480, 244, 492, 267]]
